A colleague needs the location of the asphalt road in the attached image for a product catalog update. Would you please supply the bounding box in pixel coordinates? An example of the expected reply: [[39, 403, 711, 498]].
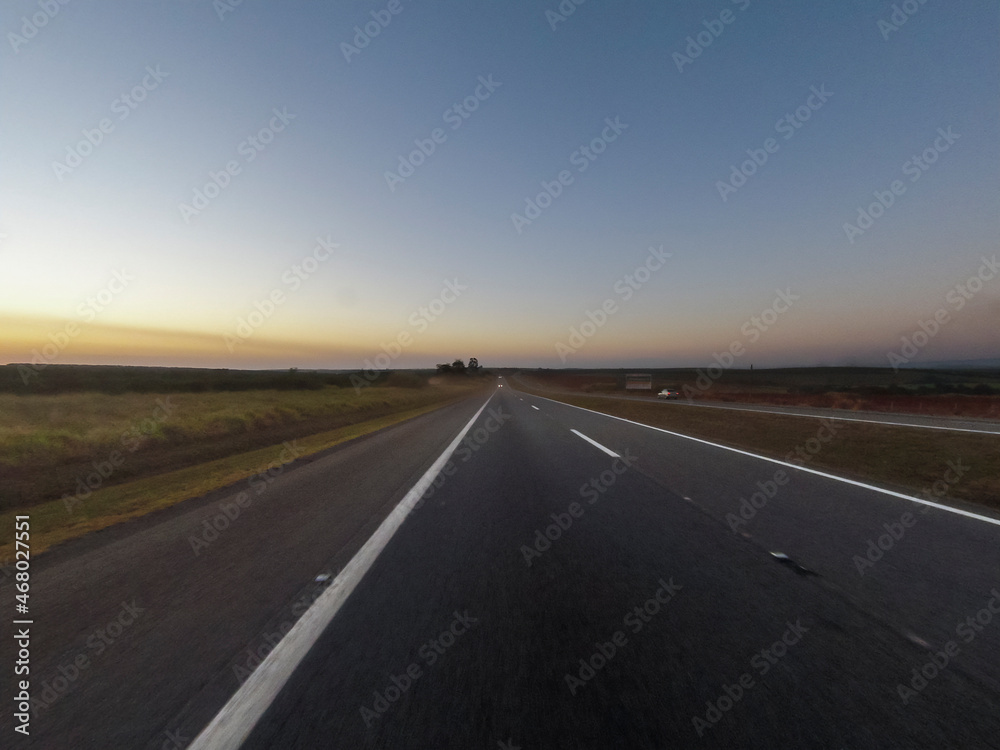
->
[[239, 380, 1000, 748], [0, 396, 489, 750], [5, 380, 999, 748]]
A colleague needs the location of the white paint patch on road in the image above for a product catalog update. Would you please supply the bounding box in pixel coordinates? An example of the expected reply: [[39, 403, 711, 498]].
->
[[537, 395, 1000, 528], [188, 392, 497, 750], [904, 631, 931, 649], [570, 429, 620, 458]]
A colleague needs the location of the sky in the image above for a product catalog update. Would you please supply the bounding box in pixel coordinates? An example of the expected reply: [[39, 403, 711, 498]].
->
[[2, 0, 998, 371]]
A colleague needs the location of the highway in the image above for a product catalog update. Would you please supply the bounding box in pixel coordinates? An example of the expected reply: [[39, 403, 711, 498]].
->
[[0, 399, 486, 749], [4, 379, 999, 748]]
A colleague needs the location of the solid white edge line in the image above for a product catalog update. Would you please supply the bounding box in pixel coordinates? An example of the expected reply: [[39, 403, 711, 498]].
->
[[570, 429, 620, 458], [537, 394, 1000, 528], [188, 392, 497, 750], [666, 399, 999, 435]]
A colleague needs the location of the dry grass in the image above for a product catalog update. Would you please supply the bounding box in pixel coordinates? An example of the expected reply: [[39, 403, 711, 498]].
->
[[0, 381, 484, 510], [527, 369, 1000, 418], [0, 398, 469, 561]]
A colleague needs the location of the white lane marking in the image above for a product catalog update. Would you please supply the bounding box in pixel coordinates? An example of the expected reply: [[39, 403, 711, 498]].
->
[[656, 398, 998, 435], [531, 405, 539, 411], [188, 393, 497, 750], [570, 429, 620, 458], [535, 395, 1000, 528]]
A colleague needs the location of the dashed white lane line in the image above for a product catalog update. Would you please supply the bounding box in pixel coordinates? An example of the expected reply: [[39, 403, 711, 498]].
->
[[536, 395, 1000, 528], [570, 429, 620, 458], [188, 392, 497, 750], [531, 405, 539, 411]]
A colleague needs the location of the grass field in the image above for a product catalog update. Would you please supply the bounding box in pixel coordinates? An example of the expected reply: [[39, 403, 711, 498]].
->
[[1, 378, 486, 511], [516, 367, 1000, 418], [0, 397, 474, 561], [511, 375, 1000, 512]]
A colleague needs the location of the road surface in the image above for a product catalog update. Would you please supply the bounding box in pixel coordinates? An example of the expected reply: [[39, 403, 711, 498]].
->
[[3, 380, 999, 749]]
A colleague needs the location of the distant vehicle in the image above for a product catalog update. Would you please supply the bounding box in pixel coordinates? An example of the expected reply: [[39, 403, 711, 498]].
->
[[657, 389, 679, 399]]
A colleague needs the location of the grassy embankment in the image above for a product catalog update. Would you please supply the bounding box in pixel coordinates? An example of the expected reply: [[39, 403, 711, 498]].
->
[[512, 374, 1000, 512], [0, 374, 487, 558], [518, 367, 1000, 418]]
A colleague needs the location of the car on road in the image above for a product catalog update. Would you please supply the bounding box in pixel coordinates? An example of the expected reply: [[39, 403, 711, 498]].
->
[[657, 389, 680, 399]]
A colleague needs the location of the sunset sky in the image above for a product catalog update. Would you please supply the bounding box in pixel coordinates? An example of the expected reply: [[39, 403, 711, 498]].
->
[[2, 0, 997, 371]]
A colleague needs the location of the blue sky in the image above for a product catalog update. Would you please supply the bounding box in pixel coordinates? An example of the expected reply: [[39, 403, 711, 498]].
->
[[2, 0, 997, 370]]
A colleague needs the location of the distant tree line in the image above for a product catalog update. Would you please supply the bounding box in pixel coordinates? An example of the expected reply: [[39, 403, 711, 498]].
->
[[435, 358, 482, 375], [0, 364, 432, 395]]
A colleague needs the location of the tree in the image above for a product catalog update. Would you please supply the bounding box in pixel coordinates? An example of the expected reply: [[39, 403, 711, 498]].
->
[[468, 357, 479, 372], [436, 363, 452, 373], [451, 358, 466, 372]]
